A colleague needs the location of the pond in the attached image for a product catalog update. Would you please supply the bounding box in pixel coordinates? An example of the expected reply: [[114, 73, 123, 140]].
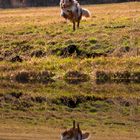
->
[[0, 79, 140, 130]]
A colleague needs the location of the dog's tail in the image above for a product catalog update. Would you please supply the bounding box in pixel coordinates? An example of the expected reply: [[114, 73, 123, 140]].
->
[[82, 8, 91, 18]]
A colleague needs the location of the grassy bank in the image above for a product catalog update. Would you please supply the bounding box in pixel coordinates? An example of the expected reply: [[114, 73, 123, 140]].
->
[[0, 2, 140, 81]]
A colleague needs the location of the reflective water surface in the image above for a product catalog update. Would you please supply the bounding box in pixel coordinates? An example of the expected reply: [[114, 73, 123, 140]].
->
[[0, 79, 140, 136]]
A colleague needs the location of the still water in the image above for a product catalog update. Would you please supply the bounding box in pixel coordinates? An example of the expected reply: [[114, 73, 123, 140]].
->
[[0, 79, 140, 139]]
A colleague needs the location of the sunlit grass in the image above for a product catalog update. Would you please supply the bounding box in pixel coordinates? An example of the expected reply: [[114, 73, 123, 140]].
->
[[0, 2, 140, 139]]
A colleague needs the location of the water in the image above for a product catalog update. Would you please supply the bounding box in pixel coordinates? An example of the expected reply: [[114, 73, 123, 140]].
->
[[0, 79, 140, 134]]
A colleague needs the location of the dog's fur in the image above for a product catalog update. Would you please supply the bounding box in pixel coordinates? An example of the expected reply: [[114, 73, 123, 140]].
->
[[60, 0, 90, 31], [61, 121, 90, 140]]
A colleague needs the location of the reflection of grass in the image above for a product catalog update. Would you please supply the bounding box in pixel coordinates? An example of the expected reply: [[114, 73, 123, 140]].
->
[[1, 80, 140, 99], [0, 80, 140, 130], [0, 120, 138, 140]]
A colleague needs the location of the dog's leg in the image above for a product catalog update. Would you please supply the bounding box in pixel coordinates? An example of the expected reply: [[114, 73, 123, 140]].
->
[[77, 20, 80, 28], [73, 21, 76, 31], [77, 10, 82, 29]]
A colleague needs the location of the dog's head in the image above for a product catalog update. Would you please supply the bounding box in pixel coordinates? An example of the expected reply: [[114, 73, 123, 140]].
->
[[60, 0, 73, 8]]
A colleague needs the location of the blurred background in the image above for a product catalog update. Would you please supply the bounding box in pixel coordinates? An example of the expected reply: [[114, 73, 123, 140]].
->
[[0, 0, 138, 8]]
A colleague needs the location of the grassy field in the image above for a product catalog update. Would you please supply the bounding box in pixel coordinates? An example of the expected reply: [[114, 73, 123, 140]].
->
[[0, 2, 140, 80], [0, 2, 140, 140]]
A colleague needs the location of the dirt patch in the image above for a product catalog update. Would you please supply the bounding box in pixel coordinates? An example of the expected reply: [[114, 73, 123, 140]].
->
[[0, 92, 23, 104], [52, 95, 105, 108], [52, 95, 139, 108], [0, 92, 47, 111], [13, 70, 55, 83], [51, 45, 107, 58], [10, 92, 23, 99], [14, 71, 30, 83], [0, 57, 4, 61], [10, 55, 23, 63], [64, 71, 90, 83], [96, 71, 140, 83], [52, 45, 140, 58], [33, 96, 47, 103], [31, 50, 46, 58], [3, 50, 13, 58], [110, 47, 140, 57], [51, 45, 80, 57]]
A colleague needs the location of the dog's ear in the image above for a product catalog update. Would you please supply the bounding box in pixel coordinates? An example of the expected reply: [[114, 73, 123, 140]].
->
[[82, 132, 90, 140]]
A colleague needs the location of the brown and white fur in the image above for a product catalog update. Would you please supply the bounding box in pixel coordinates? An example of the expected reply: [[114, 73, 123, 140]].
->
[[60, 0, 91, 31], [61, 121, 90, 140]]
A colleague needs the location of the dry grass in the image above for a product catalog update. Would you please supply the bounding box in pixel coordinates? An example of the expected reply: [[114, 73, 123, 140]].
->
[[0, 2, 139, 26], [0, 121, 139, 140]]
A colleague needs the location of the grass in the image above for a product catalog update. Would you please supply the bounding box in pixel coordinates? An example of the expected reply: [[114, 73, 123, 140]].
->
[[0, 2, 140, 139], [0, 2, 140, 79], [0, 4, 139, 45], [0, 120, 139, 140], [0, 79, 140, 139]]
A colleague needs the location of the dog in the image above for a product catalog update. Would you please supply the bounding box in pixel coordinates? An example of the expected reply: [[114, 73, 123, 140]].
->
[[60, 0, 91, 31], [61, 120, 90, 140]]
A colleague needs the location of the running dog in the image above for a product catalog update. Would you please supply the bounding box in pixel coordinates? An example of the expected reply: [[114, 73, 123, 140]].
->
[[60, 0, 91, 31]]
